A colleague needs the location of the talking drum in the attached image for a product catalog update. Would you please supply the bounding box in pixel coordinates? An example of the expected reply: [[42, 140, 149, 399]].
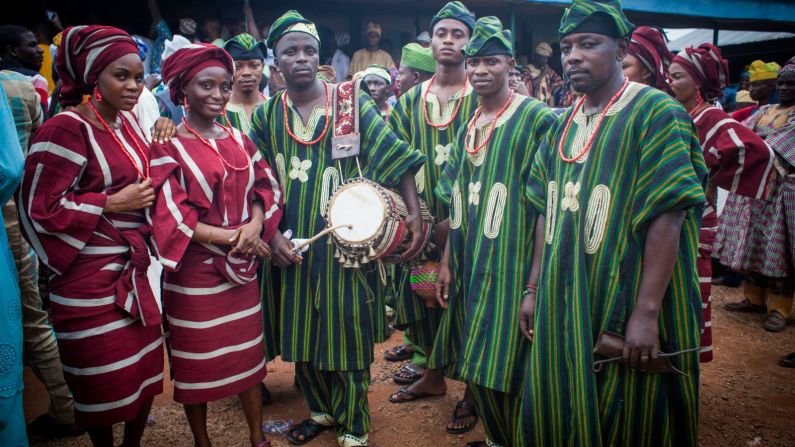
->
[[326, 178, 433, 267], [410, 260, 439, 301]]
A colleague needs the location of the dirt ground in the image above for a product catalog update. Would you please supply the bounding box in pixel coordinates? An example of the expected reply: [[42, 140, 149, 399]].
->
[[23, 285, 795, 447]]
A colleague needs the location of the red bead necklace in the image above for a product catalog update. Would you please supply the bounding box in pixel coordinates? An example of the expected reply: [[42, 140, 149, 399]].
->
[[558, 79, 629, 163], [464, 91, 515, 154], [282, 81, 331, 145], [182, 118, 252, 172], [688, 96, 706, 118], [87, 100, 149, 179], [422, 75, 469, 128]]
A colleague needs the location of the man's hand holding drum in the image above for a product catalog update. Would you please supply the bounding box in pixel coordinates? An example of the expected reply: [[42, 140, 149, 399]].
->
[[269, 232, 303, 267]]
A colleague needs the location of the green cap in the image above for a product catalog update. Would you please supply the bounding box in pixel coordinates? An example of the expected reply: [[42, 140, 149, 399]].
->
[[558, 0, 635, 39], [430, 1, 476, 34], [267, 10, 320, 49], [400, 43, 436, 73], [462, 16, 513, 58]]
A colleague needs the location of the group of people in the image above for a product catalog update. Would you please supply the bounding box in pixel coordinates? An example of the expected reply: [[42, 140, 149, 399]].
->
[[1, 0, 794, 446]]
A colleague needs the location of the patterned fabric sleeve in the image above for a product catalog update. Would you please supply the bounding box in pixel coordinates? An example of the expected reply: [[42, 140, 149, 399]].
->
[[701, 111, 775, 199], [434, 126, 464, 206], [525, 127, 555, 214], [249, 100, 275, 166], [386, 89, 412, 141], [630, 100, 707, 234], [0, 85, 23, 205], [18, 119, 108, 274], [763, 108, 795, 168], [358, 92, 425, 187], [243, 134, 283, 242], [148, 141, 198, 270]]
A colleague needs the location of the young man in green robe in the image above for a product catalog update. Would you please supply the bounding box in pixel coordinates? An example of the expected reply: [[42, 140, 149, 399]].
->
[[385, 1, 482, 435], [519, 1, 707, 445], [434, 16, 556, 447], [249, 10, 425, 447]]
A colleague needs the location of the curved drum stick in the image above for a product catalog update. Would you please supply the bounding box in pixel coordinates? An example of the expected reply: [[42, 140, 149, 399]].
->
[[291, 224, 353, 253]]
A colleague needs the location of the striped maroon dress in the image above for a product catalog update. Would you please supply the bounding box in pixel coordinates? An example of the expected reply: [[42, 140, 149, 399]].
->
[[693, 106, 775, 362], [18, 110, 164, 428], [148, 127, 281, 404]]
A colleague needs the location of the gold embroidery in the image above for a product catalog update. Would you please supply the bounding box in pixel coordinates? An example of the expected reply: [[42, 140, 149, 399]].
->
[[545, 181, 558, 244], [468, 181, 482, 205], [483, 183, 507, 239], [275, 153, 287, 187], [289, 156, 312, 183], [415, 166, 426, 194], [561, 181, 581, 212], [584, 184, 611, 254], [320, 167, 340, 216], [434, 143, 452, 166], [450, 182, 462, 229]]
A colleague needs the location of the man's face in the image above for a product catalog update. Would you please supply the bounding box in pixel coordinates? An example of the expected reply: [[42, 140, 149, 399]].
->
[[10, 31, 44, 71], [533, 52, 549, 68], [749, 79, 776, 102], [507, 67, 522, 90], [431, 19, 469, 66], [777, 72, 795, 106], [363, 74, 390, 103], [233, 59, 264, 94], [275, 33, 320, 90], [367, 32, 380, 48], [467, 55, 513, 97], [397, 65, 416, 96], [560, 33, 626, 94]]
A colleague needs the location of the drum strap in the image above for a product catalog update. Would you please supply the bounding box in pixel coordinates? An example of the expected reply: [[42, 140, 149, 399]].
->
[[331, 81, 362, 164]]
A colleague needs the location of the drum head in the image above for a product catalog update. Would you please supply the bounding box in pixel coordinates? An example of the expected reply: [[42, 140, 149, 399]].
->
[[329, 183, 386, 243]]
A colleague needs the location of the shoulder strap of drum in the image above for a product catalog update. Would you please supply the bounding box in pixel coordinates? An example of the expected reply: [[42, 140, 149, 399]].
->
[[331, 81, 361, 162]]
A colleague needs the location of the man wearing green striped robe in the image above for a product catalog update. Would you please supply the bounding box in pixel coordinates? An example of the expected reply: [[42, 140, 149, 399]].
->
[[385, 2, 480, 416], [434, 17, 555, 447], [520, 1, 706, 445], [249, 11, 424, 447]]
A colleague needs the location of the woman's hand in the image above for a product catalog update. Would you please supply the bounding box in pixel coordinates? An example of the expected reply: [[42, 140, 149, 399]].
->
[[230, 218, 263, 256], [151, 117, 177, 144], [105, 178, 154, 212]]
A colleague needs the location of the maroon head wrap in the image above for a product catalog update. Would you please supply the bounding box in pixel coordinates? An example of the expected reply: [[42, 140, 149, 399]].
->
[[161, 43, 234, 104], [628, 26, 673, 92], [56, 25, 140, 107], [672, 43, 730, 102]]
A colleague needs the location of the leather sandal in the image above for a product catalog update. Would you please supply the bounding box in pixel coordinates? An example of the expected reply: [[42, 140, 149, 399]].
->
[[286, 419, 332, 445], [724, 299, 766, 313], [764, 312, 787, 332]]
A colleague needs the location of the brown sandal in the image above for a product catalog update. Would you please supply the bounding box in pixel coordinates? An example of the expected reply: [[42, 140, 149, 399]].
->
[[777, 352, 795, 368], [724, 299, 766, 313]]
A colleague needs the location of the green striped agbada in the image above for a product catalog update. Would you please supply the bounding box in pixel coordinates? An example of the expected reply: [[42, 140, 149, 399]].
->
[[522, 82, 707, 446], [387, 80, 478, 348], [433, 94, 555, 393], [249, 88, 425, 371]]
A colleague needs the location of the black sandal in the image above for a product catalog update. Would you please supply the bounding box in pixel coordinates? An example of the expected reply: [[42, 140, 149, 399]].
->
[[384, 344, 414, 362], [286, 419, 331, 445], [392, 364, 424, 385], [446, 400, 478, 434]]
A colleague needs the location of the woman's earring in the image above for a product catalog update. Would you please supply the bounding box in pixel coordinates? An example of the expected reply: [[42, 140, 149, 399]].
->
[[183, 97, 189, 112], [94, 85, 103, 102]]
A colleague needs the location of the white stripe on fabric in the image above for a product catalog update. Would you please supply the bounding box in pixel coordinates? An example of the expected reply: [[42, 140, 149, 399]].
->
[[62, 338, 162, 376], [727, 128, 745, 194], [82, 245, 129, 255], [101, 262, 127, 271], [74, 372, 163, 413], [171, 139, 214, 202], [111, 220, 142, 229], [26, 165, 87, 251], [29, 141, 87, 165], [114, 128, 144, 177], [703, 118, 735, 146], [65, 112, 112, 189], [162, 281, 237, 296], [262, 166, 281, 221], [57, 317, 137, 340], [174, 357, 265, 390], [150, 156, 177, 167], [166, 302, 261, 329], [60, 197, 103, 215], [162, 181, 194, 239], [16, 185, 54, 273], [171, 333, 263, 360], [50, 294, 116, 307]]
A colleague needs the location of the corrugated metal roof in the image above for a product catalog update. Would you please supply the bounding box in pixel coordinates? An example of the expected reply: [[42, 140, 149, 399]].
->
[[668, 29, 795, 51]]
